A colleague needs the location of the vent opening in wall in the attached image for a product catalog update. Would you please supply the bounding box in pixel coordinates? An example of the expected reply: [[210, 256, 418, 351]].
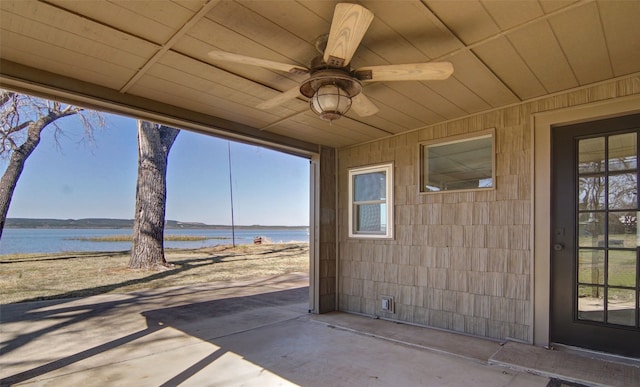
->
[[381, 296, 395, 313]]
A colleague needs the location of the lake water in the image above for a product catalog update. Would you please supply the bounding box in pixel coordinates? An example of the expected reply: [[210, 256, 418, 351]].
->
[[0, 228, 309, 255]]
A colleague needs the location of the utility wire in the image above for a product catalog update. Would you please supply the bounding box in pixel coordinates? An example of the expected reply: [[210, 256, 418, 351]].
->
[[227, 141, 236, 247]]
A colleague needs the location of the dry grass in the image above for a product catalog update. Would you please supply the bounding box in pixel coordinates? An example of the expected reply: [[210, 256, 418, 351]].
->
[[0, 243, 309, 304]]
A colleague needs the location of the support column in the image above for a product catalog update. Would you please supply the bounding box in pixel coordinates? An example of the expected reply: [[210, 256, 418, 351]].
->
[[318, 146, 337, 313]]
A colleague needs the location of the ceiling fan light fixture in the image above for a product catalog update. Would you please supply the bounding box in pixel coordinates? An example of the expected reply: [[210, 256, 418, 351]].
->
[[310, 83, 352, 122], [300, 69, 361, 122]]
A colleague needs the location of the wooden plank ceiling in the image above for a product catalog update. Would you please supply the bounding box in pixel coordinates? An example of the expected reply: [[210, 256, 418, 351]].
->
[[1, 0, 639, 151]]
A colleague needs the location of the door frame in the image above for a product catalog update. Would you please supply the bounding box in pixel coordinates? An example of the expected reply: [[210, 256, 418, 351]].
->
[[533, 94, 640, 347], [309, 155, 320, 313]]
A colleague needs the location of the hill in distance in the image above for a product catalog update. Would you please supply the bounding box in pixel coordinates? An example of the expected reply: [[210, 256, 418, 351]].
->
[[5, 218, 306, 229]]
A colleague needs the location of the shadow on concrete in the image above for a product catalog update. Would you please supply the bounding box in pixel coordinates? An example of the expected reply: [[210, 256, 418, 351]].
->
[[1, 326, 162, 386], [141, 287, 309, 386], [1, 275, 307, 386]]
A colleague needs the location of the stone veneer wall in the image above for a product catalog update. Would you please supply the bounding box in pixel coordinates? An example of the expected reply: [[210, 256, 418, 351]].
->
[[336, 75, 640, 342]]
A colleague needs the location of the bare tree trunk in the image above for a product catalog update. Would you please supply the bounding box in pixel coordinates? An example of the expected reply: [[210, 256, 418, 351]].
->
[[129, 121, 179, 270], [0, 109, 79, 238], [0, 130, 39, 238]]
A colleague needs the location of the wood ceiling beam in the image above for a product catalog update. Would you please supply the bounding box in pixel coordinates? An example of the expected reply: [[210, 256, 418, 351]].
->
[[38, 0, 161, 48], [424, 0, 593, 62], [418, 0, 592, 102], [39, 0, 224, 95], [119, 0, 222, 93]]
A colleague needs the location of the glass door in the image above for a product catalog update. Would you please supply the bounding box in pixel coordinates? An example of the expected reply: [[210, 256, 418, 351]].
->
[[551, 114, 640, 357]]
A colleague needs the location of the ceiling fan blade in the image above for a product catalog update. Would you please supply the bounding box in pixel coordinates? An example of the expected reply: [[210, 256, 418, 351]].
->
[[256, 86, 302, 110], [208, 50, 309, 74], [355, 62, 454, 82], [351, 93, 379, 117], [323, 3, 374, 68]]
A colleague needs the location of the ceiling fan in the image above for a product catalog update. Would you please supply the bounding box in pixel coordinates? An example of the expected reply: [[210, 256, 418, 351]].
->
[[207, 3, 453, 122]]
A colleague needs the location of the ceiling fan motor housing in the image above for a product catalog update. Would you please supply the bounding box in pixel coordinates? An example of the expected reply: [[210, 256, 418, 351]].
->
[[299, 69, 362, 99]]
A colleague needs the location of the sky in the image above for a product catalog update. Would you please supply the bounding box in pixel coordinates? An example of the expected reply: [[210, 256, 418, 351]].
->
[[2, 113, 310, 226]]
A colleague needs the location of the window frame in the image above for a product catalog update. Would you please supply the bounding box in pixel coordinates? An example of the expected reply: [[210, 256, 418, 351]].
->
[[418, 129, 496, 194], [348, 163, 394, 239]]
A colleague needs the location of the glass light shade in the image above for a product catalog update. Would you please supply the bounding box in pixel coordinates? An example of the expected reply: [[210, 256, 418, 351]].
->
[[310, 84, 352, 121]]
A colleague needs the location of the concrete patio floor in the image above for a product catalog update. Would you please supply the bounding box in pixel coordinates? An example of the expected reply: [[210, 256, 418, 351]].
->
[[1, 273, 638, 386]]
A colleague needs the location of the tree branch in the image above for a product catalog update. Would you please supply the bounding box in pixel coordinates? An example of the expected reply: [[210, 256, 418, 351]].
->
[[10, 121, 30, 133], [0, 91, 16, 107], [61, 104, 82, 115]]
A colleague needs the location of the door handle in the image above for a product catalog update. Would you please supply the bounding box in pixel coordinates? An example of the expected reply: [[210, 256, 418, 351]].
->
[[553, 243, 564, 251]]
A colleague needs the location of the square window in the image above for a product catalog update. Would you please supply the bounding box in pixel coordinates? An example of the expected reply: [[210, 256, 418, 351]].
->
[[348, 163, 393, 239], [419, 130, 495, 193]]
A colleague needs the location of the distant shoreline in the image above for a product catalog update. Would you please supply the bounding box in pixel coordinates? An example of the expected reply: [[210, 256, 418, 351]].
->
[[4, 218, 308, 230], [0, 226, 309, 256]]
